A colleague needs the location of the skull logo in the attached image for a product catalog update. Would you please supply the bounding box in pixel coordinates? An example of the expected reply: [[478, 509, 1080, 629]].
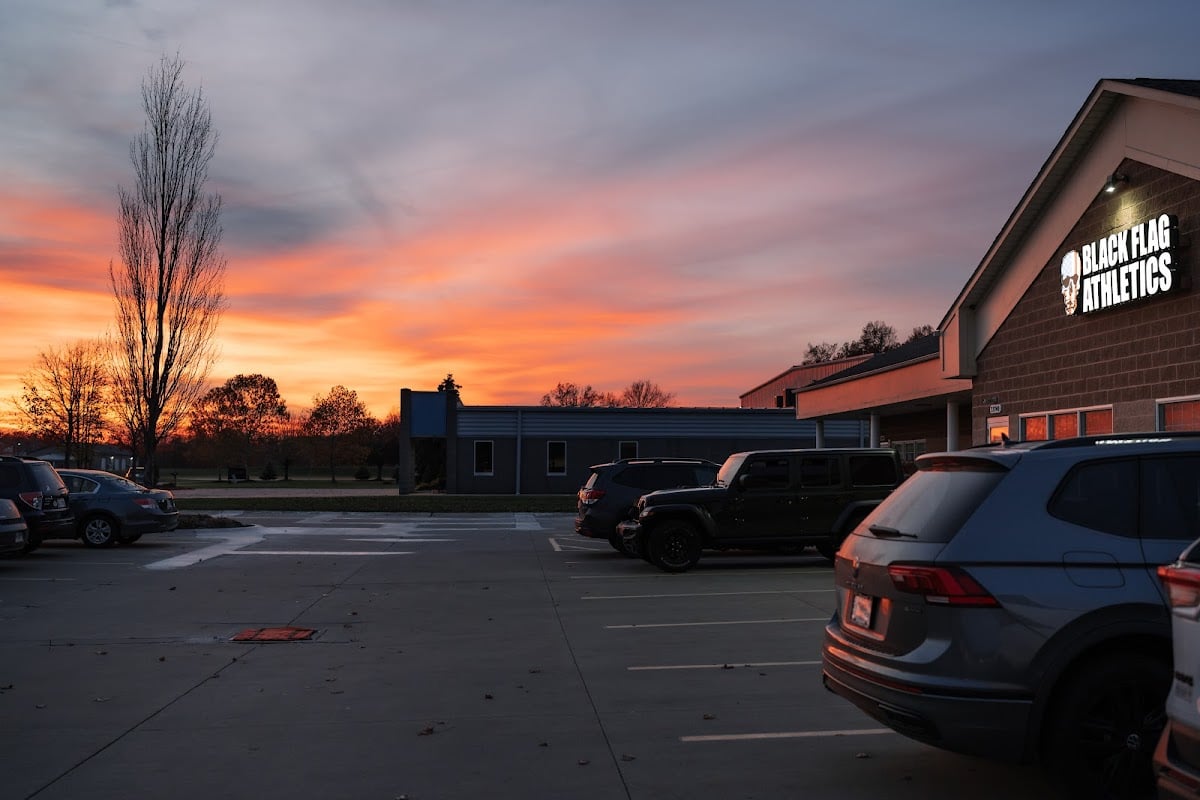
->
[[1061, 251, 1082, 315]]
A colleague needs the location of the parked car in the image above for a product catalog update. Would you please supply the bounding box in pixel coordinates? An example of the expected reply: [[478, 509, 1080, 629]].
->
[[57, 468, 179, 547], [821, 433, 1200, 798], [0, 456, 74, 553], [619, 448, 903, 572], [1155, 541, 1200, 799], [575, 457, 720, 552], [0, 498, 29, 556]]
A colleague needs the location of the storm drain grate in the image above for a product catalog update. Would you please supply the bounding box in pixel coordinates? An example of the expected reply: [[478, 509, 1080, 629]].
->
[[231, 627, 317, 642]]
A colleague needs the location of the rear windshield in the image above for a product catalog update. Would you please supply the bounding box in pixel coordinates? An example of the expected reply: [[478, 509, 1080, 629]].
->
[[28, 462, 67, 492], [864, 459, 1005, 544]]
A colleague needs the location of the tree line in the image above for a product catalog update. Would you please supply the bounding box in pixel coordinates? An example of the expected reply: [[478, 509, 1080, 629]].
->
[[801, 321, 934, 364]]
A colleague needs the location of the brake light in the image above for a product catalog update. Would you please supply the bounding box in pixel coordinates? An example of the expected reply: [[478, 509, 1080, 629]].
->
[[133, 498, 158, 510], [17, 491, 43, 511], [579, 489, 606, 505], [887, 564, 999, 607], [1158, 563, 1200, 609]]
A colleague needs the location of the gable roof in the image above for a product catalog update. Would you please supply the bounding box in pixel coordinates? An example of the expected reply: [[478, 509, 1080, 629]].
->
[[806, 334, 940, 388]]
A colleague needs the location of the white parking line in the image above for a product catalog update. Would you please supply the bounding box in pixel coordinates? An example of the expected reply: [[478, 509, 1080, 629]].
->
[[628, 660, 820, 671], [226, 551, 414, 556], [583, 590, 833, 600], [682, 728, 894, 742], [606, 617, 827, 629], [345, 538, 457, 543]]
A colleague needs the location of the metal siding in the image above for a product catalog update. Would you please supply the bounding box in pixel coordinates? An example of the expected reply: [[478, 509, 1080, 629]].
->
[[456, 408, 862, 439]]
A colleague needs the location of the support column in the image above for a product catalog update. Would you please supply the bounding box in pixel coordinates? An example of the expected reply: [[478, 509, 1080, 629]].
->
[[869, 414, 881, 448], [814, 419, 825, 449], [946, 401, 960, 452]]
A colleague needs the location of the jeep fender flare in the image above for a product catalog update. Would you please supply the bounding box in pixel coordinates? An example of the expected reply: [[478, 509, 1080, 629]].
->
[[640, 503, 718, 544]]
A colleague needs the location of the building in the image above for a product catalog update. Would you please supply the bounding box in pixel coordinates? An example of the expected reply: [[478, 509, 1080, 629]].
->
[[398, 389, 869, 494], [796, 79, 1200, 448], [738, 356, 871, 408]]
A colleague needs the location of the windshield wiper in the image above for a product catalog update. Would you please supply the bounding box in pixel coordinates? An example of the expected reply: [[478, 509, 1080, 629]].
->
[[868, 524, 917, 539]]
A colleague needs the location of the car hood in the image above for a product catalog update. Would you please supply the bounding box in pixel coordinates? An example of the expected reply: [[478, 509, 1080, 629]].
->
[[642, 485, 725, 505]]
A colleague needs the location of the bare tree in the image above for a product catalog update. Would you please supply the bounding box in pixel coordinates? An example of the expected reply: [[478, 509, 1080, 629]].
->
[[110, 55, 227, 486], [16, 340, 110, 467], [620, 380, 675, 408], [801, 342, 840, 365], [541, 382, 617, 407]]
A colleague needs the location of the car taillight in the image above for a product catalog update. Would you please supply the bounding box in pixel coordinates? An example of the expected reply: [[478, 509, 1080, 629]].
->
[[17, 491, 43, 511], [579, 489, 605, 505], [133, 498, 158, 509], [1158, 563, 1200, 609], [887, 564, 999, 607]]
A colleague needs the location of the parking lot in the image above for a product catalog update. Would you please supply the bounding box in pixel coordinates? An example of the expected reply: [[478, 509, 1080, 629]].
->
[[1, 512, 1056, 799]]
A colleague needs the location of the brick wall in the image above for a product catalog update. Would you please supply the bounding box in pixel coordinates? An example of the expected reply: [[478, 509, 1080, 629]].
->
[[973, 162, 1200, 442]]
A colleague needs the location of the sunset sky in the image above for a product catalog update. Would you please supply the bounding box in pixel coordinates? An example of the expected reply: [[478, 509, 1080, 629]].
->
[[4, 1, 1200, 421]]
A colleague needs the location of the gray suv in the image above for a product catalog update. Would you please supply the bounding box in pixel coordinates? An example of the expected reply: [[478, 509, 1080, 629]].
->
[[575, 458, 720, 552], [822, 433, 1199, 798]]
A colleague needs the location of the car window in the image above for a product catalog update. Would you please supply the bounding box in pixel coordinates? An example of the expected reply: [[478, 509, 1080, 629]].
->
[[849, 455, 898, 487], [1140, 456, 1200, 541], [799, 457, 838, 488], [693, 465, 718, 485], [743, 457, 790, 489], [64, 475, 100, 494], [1049, 458, 1138, 537], [867, 459, 1006, 543], [0, 464, 19, 488], [27, 463, 66, 492]]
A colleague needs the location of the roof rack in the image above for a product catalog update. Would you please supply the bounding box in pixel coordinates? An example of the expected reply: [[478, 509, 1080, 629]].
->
[[1030, 431, 1200, 450]]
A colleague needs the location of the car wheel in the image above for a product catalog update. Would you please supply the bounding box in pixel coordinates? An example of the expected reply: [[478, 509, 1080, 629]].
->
[[818, 511, 870, 562], [1041, 651, 1170, 799], [117, 532, 143, 545], [647, 521, 702, 573], [81, 515, 119, 548], [607, 533, 635, 557]]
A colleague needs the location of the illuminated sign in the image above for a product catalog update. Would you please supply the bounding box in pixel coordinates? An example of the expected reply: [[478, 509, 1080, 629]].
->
[[1060, 213, 1179, 315]]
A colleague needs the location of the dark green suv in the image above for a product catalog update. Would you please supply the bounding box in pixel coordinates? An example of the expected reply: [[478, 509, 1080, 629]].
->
[[618, 448, 904, 572]]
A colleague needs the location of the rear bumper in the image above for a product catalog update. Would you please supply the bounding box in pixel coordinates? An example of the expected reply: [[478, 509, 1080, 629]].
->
[[822, 640, 1033, 763], [29, 514, 77, 542], [0, 521, 26, 555]]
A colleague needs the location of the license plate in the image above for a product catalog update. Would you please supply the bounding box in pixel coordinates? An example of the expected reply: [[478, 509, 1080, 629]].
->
[[850, 593, 874, 629]]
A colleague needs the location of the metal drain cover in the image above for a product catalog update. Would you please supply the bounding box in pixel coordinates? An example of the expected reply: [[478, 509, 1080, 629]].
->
[[231, 627, 316, 642]]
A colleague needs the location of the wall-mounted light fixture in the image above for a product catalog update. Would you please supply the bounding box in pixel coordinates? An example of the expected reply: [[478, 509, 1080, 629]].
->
[[1103, 172, 1128, 194]]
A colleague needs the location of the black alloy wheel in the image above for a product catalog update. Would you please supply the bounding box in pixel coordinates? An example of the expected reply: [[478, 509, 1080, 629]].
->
[[647, 521, 702, 573]]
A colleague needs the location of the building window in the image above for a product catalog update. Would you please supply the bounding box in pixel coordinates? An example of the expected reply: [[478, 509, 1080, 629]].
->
[[1021, 406, 1113, 441], [892, 439, 926, 466], [986, 418, 1009, 444], [1160, 397, 1200, 432], [619, 441, 638, 460], [474, 441, 494, 475], [547, 441, 567, 475]]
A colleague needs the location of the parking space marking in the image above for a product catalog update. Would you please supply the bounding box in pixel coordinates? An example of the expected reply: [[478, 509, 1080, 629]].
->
[[681, 728, 894, 742], [345, 538, 458, 543], [606, 617, 827, 629], [227, 550, 414, 556], [583, 589, 833, 600], [628, 660, 820, 671]]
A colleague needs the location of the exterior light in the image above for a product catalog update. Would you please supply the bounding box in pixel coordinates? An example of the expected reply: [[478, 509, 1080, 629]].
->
[[1103, 173, 1128, 194]]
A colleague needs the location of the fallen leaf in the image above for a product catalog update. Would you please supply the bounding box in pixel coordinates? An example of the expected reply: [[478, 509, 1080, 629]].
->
[[577, 759, 590, 766], [703, 713, 716, 720], [855, 752, 870, 759], [418, 726, 436, 736], [620, 754, 636, 762]]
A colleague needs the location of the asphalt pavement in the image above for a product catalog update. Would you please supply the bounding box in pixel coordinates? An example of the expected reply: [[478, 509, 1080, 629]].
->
[[1, 511, 1056, 800]]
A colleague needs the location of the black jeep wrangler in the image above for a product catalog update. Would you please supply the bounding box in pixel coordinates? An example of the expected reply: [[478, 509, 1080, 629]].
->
[[618, 448, 904, 572]]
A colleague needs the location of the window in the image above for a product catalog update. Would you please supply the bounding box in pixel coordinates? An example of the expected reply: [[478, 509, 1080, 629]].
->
[[1161, 398, 1200, 432], [619, 441, 638, 460], [1141, 456, 1200, 541], [473, 441, 494, 475], [547, 441, 566, 475], [798, 456, 838, 488], [987, 418, 1009, 444], [63, 475, 99, 494], [743, 457, 791, 489], [893, 439, 926, 466], [1049, 458, 1138, 537], [849, 455, 899, 487], [1022, 406, 1113, 441]]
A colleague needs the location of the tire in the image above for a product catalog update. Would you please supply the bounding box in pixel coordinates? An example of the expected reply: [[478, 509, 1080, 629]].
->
[[1041, 651, 1170, 800], [646, 521, 702, 573], [608, 533, 635, 557], [818, 511, 870, 562], [81, 515, 119, 548]]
